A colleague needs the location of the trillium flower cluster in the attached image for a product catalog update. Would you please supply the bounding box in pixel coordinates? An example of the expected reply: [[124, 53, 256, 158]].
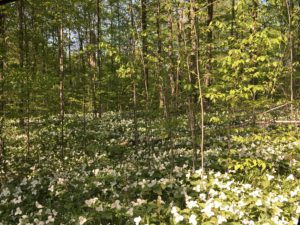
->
[[0, 113, 299, 224]]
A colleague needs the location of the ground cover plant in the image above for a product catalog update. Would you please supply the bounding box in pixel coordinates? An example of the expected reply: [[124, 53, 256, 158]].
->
[[0, 112, 299, 225], [1, 0, 300, 224]]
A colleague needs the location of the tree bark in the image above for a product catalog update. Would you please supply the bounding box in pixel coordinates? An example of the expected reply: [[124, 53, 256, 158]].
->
[[97, 0, 102, 117], [129, 0, 139, 148], [231, 0, 235, 36], [205, 0, 213, 87], [285, 0, 294, 117], [141, 0, 149, 94], [18, 0, 25, 127], [58, 21, 65, 160], [156, 0, 167, 117], [0, 9, 6, 168]]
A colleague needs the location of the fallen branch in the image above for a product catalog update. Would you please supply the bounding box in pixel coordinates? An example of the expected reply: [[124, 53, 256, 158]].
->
[[258, 102, 292, 115], [256, 120, 300, 124]]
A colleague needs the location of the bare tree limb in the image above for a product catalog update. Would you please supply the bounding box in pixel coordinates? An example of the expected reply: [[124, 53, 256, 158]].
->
[[258, 102, 292, 115]]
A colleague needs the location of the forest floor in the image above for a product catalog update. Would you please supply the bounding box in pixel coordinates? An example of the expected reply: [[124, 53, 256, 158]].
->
[[0, 111, 299, 225]]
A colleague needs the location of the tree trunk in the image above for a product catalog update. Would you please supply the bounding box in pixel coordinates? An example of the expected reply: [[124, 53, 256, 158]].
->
[[89, 28, 97, 117], [205, 0, 213, 87], [231, 0, 235, 36], [156, 0, 167, 116], [0, 9, 6, 169], [97, 0, 102, 117], [58, 21, 65, 160], [141, 0, 149, 95], [285, 0, 294, 117], [129, 0, 139, 147], [18, 0, 25, 127], [168, 8, 176, 113], [192, 0, 205, 174]]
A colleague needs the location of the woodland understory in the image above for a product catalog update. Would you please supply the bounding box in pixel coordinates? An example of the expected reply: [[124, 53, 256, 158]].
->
[[0, 0, 300, 224]]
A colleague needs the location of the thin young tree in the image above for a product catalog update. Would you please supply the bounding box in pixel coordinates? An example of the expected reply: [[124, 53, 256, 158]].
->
[[58, 18, 65, 160], [205, 0, 214, 86], [285, 0, 294, 117], [0, 7, 6, 170]]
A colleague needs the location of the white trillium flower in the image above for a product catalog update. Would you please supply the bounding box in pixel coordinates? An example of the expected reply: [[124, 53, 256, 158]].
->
[[171, 206, 178, 215], [296, 205, 300, 214], [201, 205, 214, 218], [35, 201, 43, 209], [171, 206, 184, 223], [134, 216, 142, 225], [96, 205, 103, 212], [286, 174, 295, 180], [174, 214, 184, 223], [46, 215, 55, 223], [186, 200, 198, 209], [290, 190, 297, 197], [256, 199, 263, 206], [266, 174, 274, 181], [189, 214, 197, 225], [238, 211, 244, 218], [214, 200, 222, 208], [85, 197, 98, 207], [11, 196, 22, 204], [48, 185, 54, 192], [217, 215, 227, 224], [209, 188, 218, 197], [93, 168, 100, 176], [242, 219, 255, 225], [111, 200, 121, 210], [199, 193, 206, 201], [78, 216, 87, 225], [219, 192, 227, 200], [15, 207, 22, 215], [1, 188, 10, 197], [193, 185, 201, 192], [126, 207, 133, 216], [238, 200, 246, 207], [249, 189, 261, 198], [243, 184, 252, 189]]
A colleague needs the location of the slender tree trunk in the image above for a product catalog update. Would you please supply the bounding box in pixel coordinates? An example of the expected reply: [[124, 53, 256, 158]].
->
[[79, 32, 87, 152], [156, 0, 167, 116], [129, 0, 139, 147], [231, 0, 235, 36], [117, 0, 122, 112], [285, 0, 294, 116], [140, 0, 151, 161], [175, 3, 183, 112], [168, 11, 175, 107], [181, 0, 197, 171], [191, 0, 205, 174], [18, 0, 25, 127], [189, 1, 198, 158], [83, 81, 87, 152], [141, 0, 149, 95], [68, 29, 72, 73], [0, 9, 6, 169], [97, 0, 102, 117], [24, 4, 30, 156], [26, 57, 30, 156], [205, 0, 213, 87], [89, 29, 97, 117], [58, 21, 65, 160]]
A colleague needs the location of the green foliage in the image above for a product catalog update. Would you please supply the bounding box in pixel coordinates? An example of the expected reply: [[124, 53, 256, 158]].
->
[[0, 114, 300, 224]]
